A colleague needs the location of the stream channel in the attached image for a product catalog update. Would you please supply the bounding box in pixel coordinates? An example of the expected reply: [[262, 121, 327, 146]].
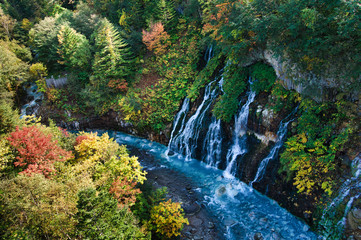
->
[[92, 129, 319, 240]]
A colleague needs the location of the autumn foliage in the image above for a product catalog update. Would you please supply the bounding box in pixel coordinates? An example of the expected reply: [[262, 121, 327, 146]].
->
[[150, 199, 189, 239], [203, 2, 233, 41], [7, 126, 72, 177], [107, 79, 128, 93], [109, 176, 141, 208], [142, 22, 170, 55], [75, 134, 89, 146]]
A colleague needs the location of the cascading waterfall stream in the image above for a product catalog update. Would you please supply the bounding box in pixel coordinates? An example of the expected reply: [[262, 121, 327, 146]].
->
[[202, 117, 222, 167], [319, 154, 361, 238], [250, 107, 298, 186], [168, 80, 218, 160], [223, 88, 256, 178], [167, 45, 217, 160], [165, 98, 190, 155], [20, 84, 44, 118]]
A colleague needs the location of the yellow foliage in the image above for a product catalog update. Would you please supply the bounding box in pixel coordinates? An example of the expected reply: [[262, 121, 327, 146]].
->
[[150, 199, 189, 239], [0, 137, 14, 175], [73, 132, 146, 187], [282, 133, 335, 196]]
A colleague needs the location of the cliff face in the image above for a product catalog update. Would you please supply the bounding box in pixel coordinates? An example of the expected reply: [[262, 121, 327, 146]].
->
[[260, 51, 360, 103]]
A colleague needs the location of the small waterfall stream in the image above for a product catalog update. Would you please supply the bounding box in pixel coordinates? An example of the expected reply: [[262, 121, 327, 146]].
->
[[166, 98, 190, 155], [224, 88, 256, 178], [168, 80, 218, 160], [20, 84, 43, 118], [250, 107, 297, 186], [319, 154, 361, 238], [202, 117, 222, 167], [204, 45, 213, 63]]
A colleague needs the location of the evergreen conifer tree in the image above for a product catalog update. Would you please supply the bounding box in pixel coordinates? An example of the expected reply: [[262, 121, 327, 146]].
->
[[91, 19, 133, 90], [156, 0, 176, 30], [57, 24, 91, 70]]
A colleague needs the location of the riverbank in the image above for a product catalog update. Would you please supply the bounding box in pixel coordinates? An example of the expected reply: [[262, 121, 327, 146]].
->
[[127, 146, 221, 240]]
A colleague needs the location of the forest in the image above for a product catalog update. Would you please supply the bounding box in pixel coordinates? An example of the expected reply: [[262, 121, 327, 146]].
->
[[0, 0, 360, 239]]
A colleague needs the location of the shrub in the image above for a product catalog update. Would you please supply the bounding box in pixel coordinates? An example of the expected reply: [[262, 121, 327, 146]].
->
[[109, 176, 142, 208], [142, 22, 170, 56], [250, 62, 276, 94], [149, 199, 188, 239], [213, 63, 247, 122], [7, 126, 72, 178], [76, 188, 149, 240]]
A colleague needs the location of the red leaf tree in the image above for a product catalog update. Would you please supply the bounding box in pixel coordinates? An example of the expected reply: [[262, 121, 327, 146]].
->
[[109, 176, 141, 208], [142, 22, 170, 56], [7, 126, 72, 177]]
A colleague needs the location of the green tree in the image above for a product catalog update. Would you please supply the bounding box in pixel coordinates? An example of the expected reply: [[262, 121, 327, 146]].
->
[[92, 19, 133, 87], [76, 188, 149, 240], [0, 7, 16, 39], [155, 0, 176, 30], [29, 17, 61, 66], [0, 100, 20, 136], [71, 2, 102, 38], [0, 41, 29, 100], [279, 99, 354, 197], [0, 0, 60, 20], [57, 24, 91, 70], [0, 174, 77, 239], [73, 132, 146, 188]]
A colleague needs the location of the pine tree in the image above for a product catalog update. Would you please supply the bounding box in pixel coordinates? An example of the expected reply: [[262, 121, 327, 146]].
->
[[57, 24, 91, 70], [91, 19, 133, 90], [156, 0, 176, 30]]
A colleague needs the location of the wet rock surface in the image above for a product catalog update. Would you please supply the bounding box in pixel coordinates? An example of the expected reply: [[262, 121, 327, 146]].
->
[[127, 146, 221, 240]]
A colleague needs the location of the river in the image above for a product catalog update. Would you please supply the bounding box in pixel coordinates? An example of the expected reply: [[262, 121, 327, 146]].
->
[[94, 130, 318, 240]]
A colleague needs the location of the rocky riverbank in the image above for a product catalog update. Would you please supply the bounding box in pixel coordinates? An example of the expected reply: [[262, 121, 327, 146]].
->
[[127, 146, 221, 240]]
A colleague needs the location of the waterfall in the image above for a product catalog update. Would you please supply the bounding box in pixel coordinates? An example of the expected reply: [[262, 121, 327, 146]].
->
[[223, 89, 256, 178], [250, 107, 297, 186], [202, 117, 222, 167], [168, 45, 217, 160], [204, 45, 213, 64], [319, 154, 361, 238], [166, 98, 190, 155], [168, 81, 218, 160], [20, 84, 44, 118]]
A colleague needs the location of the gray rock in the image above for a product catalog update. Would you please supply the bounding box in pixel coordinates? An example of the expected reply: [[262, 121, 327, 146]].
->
[[224, 218, 237, 227], [216, 185, 226, 196], [208, 222, 215, 229], [348, 208, 361, 231], [254, 232, 263, 240], [262, 108, 274, 128], [270, 232, 282, 240], [191, 217, 203, 226]]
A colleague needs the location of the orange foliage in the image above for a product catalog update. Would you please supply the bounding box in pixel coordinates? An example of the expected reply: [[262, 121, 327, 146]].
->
[[202, 1, 234, 41], [75, 135, 89, 146], [142, 22, 170, 55], [7, 126, 72, 177], [107, 79, 128, 93], [109, 176, 141, 208]]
